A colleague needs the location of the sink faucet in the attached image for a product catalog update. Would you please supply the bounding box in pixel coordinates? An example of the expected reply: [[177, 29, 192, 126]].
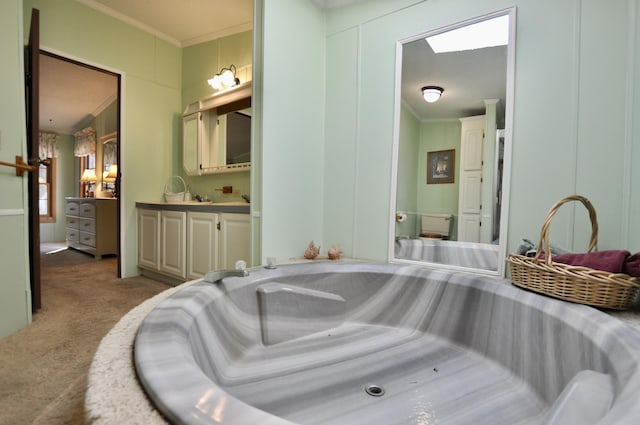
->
[[204, 269, 249, 284]]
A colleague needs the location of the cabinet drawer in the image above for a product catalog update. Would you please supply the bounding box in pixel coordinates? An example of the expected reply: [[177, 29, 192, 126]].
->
[[66, 228, 80, 243], [66, 202, 80, 216], [79, 218, 96, 234], [79, 202, 96, 218], [79, 231, 96, 247], [66, 216, 80, 229]]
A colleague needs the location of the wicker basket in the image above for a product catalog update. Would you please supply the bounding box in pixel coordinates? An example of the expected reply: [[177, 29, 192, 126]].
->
[[164, 176, 186, 202], [506, 195, 640, 310]]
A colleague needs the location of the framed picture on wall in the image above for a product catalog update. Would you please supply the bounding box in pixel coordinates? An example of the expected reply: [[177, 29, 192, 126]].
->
[[427, 149, 455, 184]]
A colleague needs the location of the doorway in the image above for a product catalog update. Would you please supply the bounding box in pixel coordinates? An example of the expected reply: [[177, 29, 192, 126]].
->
[[38, 51, 121, 278]]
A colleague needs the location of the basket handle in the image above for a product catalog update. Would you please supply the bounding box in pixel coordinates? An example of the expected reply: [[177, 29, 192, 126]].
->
[[164, 176, 187, 193], [533, 195, 598, 264]]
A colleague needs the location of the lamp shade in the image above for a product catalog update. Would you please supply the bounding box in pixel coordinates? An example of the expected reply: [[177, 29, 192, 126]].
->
[[80, 168, 97, 182], [106, 164, 118, 180], [421, 86, 444, 103]]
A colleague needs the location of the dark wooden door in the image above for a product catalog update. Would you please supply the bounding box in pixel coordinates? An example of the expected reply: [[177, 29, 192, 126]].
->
[[25, 8, 41, 311]]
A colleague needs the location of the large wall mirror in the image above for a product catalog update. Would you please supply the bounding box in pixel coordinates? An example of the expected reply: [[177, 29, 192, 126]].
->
[[390, 8, 516, 276]]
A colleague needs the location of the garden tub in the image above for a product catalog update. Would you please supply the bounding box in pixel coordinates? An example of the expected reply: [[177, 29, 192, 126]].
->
[[134, 262, 640, 425]]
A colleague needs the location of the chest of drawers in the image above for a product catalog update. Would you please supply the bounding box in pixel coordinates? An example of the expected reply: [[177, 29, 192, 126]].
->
[[65, 197, 117, 259]]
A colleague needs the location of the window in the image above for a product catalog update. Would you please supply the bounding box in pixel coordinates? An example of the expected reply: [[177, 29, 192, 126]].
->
[[39, 158, 56, 223]]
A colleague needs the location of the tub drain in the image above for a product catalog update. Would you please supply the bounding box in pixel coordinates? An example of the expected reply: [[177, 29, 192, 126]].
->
[[365, 384, 385, 397]]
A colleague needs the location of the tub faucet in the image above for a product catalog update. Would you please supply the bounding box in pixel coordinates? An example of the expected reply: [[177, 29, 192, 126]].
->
[[204, 269, 249, 284]]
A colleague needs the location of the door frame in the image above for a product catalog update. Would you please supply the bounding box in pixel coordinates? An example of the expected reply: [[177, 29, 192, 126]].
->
[[26, 8, 41, 310], [38, 48, 124, 278]]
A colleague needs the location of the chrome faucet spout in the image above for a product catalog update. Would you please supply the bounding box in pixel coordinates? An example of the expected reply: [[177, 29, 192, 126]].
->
[[204, 269, 249, 284]]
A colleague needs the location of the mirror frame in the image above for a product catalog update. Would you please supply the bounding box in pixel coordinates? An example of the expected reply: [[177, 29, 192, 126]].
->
[[388, 7, 517, 276]]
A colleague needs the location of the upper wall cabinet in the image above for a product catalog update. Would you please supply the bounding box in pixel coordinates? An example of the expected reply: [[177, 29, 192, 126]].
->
[[183, 81, 252, 175]]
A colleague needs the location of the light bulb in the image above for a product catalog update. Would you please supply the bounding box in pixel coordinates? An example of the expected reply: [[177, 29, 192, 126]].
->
[[421, 86, 443, 103]]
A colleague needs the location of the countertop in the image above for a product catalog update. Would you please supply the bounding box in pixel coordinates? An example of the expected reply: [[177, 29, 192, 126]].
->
[[136, 201, 250, 214]]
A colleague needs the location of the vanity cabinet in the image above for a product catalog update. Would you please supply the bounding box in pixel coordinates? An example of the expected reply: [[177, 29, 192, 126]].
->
[[137, 209, 161, 270], [137, 210, 187, 280], [219, 213, 250, 270], [187, 211, 219, 279], [160, 211, 187, 279], [65, 197, 117, 259], [137, 205, 250, 284]]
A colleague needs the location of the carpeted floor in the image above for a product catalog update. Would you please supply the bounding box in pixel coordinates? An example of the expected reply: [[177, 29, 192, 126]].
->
[[0, 244, 170, 425]]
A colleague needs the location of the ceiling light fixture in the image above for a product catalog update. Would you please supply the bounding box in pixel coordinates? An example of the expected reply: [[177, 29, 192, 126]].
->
[[421, 86, 444, 103], [207, 64, 240, 91]]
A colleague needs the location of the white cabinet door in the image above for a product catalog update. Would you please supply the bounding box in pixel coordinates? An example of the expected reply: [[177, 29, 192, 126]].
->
[[187, 211, 219, 279], [219, 213, 250, 270], [138, 209, 160, 270], [160, 211, 187, 279], [458, 116, 485, 242], [183, 112, 201, 176]]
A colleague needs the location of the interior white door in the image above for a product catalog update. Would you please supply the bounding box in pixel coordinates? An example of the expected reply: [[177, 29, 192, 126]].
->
[[458, 116, 485, 242]]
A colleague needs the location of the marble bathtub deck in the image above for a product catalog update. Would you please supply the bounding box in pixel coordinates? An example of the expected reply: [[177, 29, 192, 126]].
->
[[88, 262, 640, 425]]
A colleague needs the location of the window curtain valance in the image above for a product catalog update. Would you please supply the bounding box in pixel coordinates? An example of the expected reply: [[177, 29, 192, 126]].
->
[[38, 132, 58, 159], [74, 127, 96, 157]]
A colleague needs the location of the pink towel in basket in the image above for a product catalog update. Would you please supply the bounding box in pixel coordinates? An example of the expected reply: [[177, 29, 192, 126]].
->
[[549, 250, 640, 277]]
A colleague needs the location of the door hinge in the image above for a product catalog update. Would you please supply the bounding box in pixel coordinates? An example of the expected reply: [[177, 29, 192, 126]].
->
[[217, 222, 221, 231]]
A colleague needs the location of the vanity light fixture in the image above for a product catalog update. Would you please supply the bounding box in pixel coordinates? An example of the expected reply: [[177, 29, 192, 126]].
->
[[421, 86, 444, 103], [207, 64, 240, 90]]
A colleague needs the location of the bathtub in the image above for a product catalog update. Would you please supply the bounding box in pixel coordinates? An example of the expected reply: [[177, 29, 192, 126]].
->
[[394, 238, 500, 271], [134, 262, 640, 425]]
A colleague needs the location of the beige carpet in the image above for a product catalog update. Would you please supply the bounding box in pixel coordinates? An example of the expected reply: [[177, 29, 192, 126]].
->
[[0, 245, 169, 425]]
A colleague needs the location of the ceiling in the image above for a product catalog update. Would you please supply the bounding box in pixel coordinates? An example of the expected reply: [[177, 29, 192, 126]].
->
[[401, 39, 507, 122], [39, 53, 118, 134]]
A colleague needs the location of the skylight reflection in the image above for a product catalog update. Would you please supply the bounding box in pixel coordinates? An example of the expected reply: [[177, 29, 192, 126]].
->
[[426, 15, 509, 53]]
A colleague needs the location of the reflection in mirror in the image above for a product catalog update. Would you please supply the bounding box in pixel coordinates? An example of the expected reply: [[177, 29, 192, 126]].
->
[[183, 81, 252, 175], [101, 132, 117, 197], [391, 8, 515, 275]]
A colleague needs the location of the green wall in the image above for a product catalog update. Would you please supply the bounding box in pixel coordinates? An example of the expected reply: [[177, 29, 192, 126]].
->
[[394, 104, 420, 238], [318, 0, 640, 261], [416, 121, 461, 220], [261, 0, 325, 262]]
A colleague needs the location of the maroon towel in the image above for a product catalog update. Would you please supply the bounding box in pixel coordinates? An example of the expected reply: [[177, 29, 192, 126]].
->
[[551, 250, 633, 275], [623, 252, 640, 277]]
